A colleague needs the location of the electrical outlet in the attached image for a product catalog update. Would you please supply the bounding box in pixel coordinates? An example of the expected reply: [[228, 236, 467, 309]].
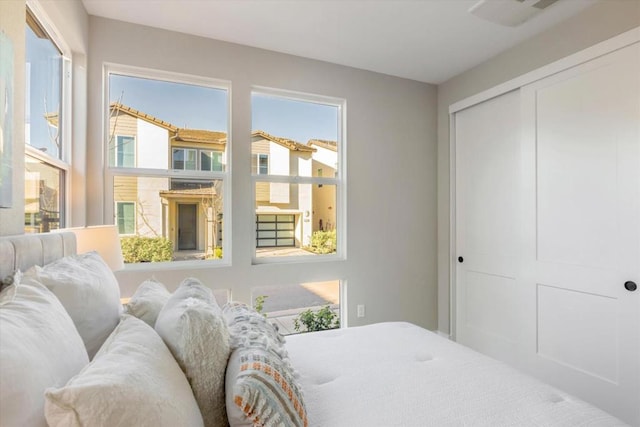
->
[[357, 304, 365, 318]]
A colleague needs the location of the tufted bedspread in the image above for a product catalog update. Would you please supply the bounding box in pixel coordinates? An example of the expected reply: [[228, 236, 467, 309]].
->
[[286, 322, 626, 427]]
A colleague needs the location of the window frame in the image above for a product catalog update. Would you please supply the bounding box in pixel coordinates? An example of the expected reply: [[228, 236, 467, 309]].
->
[[251, 87, 347, 265], [103, 63, 232, 270], [172, 147, 197, 171], [24, 0, 72, 231], [200, 149, 223, 172]]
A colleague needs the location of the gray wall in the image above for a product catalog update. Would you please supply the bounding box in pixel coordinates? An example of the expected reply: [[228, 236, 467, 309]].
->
[[0, 0, 88, 236], [436, 0, 640, 334], [88, 17, 438, 329]]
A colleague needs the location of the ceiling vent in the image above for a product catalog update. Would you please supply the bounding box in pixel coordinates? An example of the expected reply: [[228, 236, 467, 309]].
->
[[468, 0, 561, 27]]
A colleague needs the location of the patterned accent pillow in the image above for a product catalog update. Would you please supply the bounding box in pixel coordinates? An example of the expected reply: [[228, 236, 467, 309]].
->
[[224, 303, 308, 427]]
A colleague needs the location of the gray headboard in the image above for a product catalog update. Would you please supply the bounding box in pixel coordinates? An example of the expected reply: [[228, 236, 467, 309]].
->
[[0, 232, 77, 279]]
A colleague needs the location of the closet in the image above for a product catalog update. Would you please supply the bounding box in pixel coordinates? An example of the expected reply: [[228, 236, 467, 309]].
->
[[453, 41, 639, 425]]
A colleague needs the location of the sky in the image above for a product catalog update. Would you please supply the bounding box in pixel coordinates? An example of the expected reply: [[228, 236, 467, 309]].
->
[[109, 74, 339, 144]]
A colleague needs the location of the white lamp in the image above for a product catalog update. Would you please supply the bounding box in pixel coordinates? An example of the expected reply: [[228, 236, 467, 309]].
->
[[63, 225, 125, 271]]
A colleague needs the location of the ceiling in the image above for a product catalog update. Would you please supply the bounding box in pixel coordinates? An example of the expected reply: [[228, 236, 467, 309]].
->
[[81, 0, 598, 84]]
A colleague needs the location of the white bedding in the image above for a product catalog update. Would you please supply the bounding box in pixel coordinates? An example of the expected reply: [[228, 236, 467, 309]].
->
[[286, 322, 626, 427]]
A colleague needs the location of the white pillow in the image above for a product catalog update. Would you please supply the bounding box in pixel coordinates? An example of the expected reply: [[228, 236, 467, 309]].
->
[[0, 276, 89, 427], [45, 315, 204, 427], [26, 251, 122, 358], [155, 278, 231, 427], [123, 278, 171, 327]]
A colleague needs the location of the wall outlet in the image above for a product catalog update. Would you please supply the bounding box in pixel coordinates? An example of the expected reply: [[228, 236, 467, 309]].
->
[[357, 304, 365, 318]]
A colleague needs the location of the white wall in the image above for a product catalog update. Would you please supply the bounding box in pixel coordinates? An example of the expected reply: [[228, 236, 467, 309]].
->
[[137, 119, 168, 169], [87, 17, 438, 329], [436, 0, 640, 334]]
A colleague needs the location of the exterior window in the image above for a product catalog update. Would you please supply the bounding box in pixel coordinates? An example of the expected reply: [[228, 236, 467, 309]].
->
[[105, 68, 229, 264], [251, 90, 344, 261], [258, 154, 269, 174], [172, 148, 197, 170], [24, 7, 69, 233], [201, 150, 223, 172], [116, 201, 136, 235], [114, 135, 135, 167]]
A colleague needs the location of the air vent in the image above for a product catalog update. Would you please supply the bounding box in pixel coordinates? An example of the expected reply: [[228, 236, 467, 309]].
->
[[469, 0, 561, 27]]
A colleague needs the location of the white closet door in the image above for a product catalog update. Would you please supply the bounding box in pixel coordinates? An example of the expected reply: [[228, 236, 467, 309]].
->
[[454, 90, 525, 365], [521, 43, 639, 425]]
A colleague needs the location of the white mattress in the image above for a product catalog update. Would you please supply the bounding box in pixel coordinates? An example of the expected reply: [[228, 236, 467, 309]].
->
[[286, 322, 626, 427]]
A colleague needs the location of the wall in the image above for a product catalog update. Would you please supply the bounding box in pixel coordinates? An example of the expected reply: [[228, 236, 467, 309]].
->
[[0, 0, 88, 236], [88, 17, 438, 329], [436, 0, 640, 334]]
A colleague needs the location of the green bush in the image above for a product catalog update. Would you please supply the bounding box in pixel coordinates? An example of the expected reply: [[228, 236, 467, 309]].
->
[[306, 229, 337, 254], [293, 305, 340, 333], [120, 236, 173, 263], [205, 247, 223, 260], [254, 295, 268, 317]]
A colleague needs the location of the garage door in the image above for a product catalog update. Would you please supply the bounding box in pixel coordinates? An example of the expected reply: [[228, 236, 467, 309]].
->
[[256, 214, 295, 247]]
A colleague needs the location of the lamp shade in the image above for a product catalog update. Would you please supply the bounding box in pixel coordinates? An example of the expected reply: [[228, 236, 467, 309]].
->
[[63, 226, 125, 271]]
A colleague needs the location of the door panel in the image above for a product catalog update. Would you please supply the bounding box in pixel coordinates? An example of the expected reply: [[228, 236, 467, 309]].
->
[[455, 42, 639, 425], [523, 43, 639, 424], [455, 89, 523, 363], [178, 204, 197, 250]]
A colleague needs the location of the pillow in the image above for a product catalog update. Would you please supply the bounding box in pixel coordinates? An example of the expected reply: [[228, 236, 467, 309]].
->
[[25, 251, 122, 358], [224, 303, 308, 427], [155, 278, 231, 427], [123, 278, 171, 327], [0, 275, 89, 427], [45, 315, 204, 427]]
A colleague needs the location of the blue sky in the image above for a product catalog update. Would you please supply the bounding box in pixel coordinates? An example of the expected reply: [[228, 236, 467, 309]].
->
[[110, 74, 338, 144]]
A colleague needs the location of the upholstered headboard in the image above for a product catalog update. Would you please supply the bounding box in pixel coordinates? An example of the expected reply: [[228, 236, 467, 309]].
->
[[0, 232, 77, 279]]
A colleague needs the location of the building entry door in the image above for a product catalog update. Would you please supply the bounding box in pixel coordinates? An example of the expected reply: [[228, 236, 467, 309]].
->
[[178, 204, 197, 250]]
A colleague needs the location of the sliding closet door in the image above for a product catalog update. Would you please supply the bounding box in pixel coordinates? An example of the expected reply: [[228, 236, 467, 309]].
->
[[454, 90, 525, 365], [521, 43, 639, 425]]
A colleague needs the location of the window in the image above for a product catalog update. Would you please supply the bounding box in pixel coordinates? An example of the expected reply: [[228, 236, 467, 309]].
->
[[172, 148, 197, 170], [251, 281, 342, 335], [251, 90, 344, 261], [201, 150, 223, 172], [114, 135, 135, 167], [24, 6, 70, 233], [116, 201, 135, 235], [105, 67, 229, 264], [258, 154, 268, 174]]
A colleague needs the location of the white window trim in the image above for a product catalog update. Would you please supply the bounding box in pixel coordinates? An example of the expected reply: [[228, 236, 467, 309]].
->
[[200, 149, 224, 172], [250, 87, 347, 265], [172, 147, 197, 171], [103, 63, 232, 269], [115, 201, 137, 236], [25, 0, 72, 228]]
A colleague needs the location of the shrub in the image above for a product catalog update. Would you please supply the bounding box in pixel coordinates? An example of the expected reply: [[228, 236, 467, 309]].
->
[[306, 229, 336, 254], [293, 305, 339, 333], [205, 247, 223, 260], [120, 236, 173, 263], [253, 295, 268, 317]]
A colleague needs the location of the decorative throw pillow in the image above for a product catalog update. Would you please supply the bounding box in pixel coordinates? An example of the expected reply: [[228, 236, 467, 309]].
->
[[155, 277, 231, 427], [0, 275, 89, 427], [123, 278, 171, 327], [25, 251, 122, 358], [224, 303, 308, 427], [45, 315, 204, 427]]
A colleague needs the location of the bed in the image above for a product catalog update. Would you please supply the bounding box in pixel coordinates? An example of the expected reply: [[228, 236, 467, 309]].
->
[[0, 232, 627, 426]]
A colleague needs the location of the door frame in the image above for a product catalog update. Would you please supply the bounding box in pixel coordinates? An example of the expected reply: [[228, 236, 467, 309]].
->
[[448, 27, 640, 340]]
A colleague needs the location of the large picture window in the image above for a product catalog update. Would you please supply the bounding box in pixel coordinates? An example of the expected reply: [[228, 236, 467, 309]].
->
[[24, 6, 70, 233], [251, 90, 345, 261], [105, 67, 229, 264]]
